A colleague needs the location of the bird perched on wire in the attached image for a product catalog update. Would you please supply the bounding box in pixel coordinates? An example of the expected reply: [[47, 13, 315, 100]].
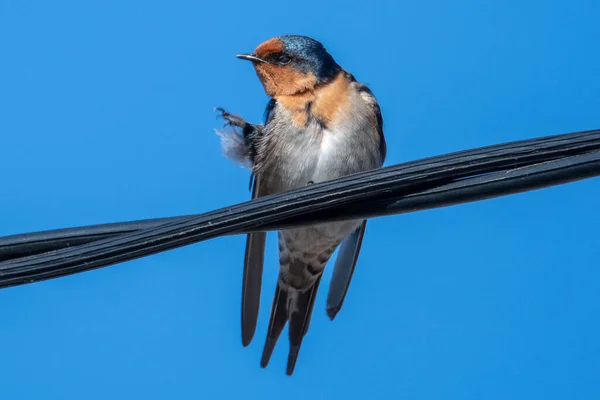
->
[[216, 35, 386, 376]]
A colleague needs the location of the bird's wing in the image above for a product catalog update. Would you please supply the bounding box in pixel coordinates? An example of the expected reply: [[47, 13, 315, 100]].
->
[[322, 84, 382, 321], [240, 99, 275, 346], [241, 175, 267, 346], [325, 220, 367, 320]]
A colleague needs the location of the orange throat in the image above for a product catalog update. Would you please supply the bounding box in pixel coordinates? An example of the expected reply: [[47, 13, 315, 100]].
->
[[272, 71, 351, 128]]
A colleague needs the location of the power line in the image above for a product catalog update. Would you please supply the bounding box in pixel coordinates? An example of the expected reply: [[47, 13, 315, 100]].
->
[[1, 128, 598, 289]]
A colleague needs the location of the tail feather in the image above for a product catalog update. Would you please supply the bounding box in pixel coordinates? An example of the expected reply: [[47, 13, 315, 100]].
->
[[260, 283, 289, 368], [260, 273, 324, 375], [286, 275, 323, 376]]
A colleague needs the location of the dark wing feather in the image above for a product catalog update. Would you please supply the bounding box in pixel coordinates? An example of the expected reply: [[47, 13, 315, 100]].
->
[[325, 220, 367, 320], [264, 98, 276, 124], [323, 83, 385, 320], [356, 84, 386, 162], [241, 176, 267, 346], [241, 100, 276, 345]]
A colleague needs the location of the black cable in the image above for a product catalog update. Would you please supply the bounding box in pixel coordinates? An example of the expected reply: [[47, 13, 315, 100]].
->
[[0, 129, 598, 289], [0, 218, 176, 262], [1, 128, 598, 261]]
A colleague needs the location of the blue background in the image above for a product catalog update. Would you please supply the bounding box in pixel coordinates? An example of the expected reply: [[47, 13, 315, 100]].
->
[[1, 1, 599, 398]]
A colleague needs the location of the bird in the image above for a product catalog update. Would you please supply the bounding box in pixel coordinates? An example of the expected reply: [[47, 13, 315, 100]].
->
[[215, 35, 387, 375]]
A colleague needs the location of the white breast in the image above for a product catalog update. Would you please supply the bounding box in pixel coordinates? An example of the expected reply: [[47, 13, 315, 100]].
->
[[260, 86, 383, 194]]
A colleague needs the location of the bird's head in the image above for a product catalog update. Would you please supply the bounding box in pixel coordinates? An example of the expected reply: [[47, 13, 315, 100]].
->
[[236, 35, 341, 97]]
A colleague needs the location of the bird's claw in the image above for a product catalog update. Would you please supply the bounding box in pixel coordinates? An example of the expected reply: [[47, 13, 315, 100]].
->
[[215, 107, 248, 130]]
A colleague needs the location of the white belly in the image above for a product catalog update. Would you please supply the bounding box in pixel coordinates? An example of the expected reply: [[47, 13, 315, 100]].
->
[[271, 125, 375, 193]]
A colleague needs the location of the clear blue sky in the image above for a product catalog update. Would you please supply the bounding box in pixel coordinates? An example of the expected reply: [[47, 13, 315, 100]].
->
[[1, 1, 599, 398]]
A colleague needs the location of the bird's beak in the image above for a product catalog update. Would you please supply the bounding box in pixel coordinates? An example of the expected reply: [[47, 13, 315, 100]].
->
[[236, 53, 266, 63]]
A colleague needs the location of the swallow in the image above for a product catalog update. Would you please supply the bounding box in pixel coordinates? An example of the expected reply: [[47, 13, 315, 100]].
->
[[216, 35, 386, 375]]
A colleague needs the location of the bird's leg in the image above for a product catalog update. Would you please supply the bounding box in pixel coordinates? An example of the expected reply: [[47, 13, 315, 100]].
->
[[215, 107, 262, 139], [215, 107, 264, 167], [215, 107, 250, 131], [215, 107, 262, 151]]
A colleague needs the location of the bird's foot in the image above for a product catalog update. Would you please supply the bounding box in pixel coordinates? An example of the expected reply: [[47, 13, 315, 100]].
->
[[214, 107, 256, 169], [214, 107, 249, 131]]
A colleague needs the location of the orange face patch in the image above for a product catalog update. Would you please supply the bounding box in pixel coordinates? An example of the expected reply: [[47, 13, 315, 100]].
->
[[250, 38, 318, 97], [254, 63, 317, 97], [254, 38, 285, 59]]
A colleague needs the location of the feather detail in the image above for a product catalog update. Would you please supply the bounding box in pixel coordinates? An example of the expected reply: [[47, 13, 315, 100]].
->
[[215, 128, 253, 169]]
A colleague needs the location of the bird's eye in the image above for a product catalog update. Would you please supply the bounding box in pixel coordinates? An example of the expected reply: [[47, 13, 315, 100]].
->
[[277, 55, 291, 65]]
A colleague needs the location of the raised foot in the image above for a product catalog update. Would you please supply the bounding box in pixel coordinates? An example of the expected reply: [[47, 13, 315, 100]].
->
[[214, 107, 249, 130]]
